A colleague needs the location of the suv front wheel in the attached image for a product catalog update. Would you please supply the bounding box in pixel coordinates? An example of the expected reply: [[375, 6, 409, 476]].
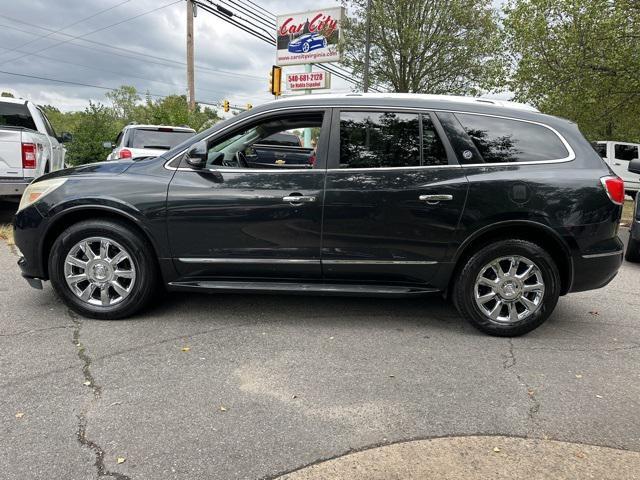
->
[[48, 219, 158, 319], [453, 239, 561, 336]]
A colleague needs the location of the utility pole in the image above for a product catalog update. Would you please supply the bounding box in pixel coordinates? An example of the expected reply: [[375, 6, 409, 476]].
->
[[363, 0, 372, 93], [186, 0, 196, 111]]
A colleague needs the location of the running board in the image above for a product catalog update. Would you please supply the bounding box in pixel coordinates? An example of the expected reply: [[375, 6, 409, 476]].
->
[[167, 280, 439, 297]]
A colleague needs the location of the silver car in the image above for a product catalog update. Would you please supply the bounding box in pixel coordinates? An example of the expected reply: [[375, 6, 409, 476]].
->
[[105, 124, 196, 160]]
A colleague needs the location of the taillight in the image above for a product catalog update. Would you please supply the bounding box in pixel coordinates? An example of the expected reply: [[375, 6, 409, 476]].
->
[[118, 149, 132, 159], [601, 176, 625, 205], [22, 143, 36, 169]]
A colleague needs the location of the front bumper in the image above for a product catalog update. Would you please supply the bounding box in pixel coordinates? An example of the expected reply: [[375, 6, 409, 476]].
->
[[14, 203, 49, 282]]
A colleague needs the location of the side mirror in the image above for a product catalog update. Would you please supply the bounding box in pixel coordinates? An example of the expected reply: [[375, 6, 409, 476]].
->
[[102, 141, 114, 149], [59, 132, 73, 143], [185, 140, 208, 169], [629, 158, 640, 175]]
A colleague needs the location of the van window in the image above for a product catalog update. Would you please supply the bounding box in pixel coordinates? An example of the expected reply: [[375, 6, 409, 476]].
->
[[592, 142, 607, 158], [614, 144, 638, 162], [339, 111, 421, 168], [449, 113, 569, 163]]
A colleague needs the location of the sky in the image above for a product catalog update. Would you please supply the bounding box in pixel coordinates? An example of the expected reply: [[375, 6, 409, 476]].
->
[[0, 0, 509, 115]]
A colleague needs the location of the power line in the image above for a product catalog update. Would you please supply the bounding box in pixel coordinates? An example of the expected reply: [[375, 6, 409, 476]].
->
[[0, 0, 132, 59], [0, 0, 182, 67], [0, 19, 264, 81], [0, 68, 244, 106]]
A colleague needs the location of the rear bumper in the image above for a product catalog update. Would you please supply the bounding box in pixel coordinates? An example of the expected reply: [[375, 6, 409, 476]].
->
[[0, 178, 31, 196], [570, 243, 624, 293]]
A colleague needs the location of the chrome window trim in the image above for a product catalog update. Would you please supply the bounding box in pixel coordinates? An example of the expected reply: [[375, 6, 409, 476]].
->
[[165, 104, 575, 172]]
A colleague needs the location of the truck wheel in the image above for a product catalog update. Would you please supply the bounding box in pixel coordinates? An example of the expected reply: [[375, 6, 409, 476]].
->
[[626, 237, 640, 263], [48, 219, 158, 319], [453, 239, 561, 337]]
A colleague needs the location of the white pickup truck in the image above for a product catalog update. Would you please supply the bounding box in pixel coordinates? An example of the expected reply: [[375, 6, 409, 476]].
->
[[0, 97, 71, 198]]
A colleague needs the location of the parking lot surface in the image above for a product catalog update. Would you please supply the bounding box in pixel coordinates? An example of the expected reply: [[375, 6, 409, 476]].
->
[[1, 205, 638, 479]]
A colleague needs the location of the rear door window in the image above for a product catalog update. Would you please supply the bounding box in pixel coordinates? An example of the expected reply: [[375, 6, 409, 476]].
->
[[338, 111, 448, 168], [438, 112, 570, 164], [0, 102, 37, 130], [339, 111, 421, 168], [614, 144, 639, 162]]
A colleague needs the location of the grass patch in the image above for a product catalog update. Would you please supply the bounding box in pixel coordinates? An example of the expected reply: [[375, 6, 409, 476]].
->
[[622, 199, 635, 225], [0, 223, 13, 245]]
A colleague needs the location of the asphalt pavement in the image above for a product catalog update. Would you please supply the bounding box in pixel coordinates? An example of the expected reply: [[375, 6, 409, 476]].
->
[[1, 201, 639, 479]]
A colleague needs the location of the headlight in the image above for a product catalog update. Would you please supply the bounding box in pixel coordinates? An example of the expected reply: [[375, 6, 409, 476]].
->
[[18, 178, 67, 212]]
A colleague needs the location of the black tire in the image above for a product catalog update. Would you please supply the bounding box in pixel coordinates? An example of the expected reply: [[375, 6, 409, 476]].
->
[[48, 219, 158, 319], [625, 236, 640, 263], [453, 239, 561, 337]]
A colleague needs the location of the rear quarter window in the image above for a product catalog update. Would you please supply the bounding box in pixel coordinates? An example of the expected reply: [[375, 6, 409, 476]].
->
[[448, 113, 570, 164]]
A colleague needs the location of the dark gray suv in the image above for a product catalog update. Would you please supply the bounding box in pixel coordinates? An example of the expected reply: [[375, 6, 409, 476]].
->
[[14, 94, 625, 336]]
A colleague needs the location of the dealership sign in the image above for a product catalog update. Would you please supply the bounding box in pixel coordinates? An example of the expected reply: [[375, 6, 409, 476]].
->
[[286, 71, 331, 90], [276, 7, 344, 66]]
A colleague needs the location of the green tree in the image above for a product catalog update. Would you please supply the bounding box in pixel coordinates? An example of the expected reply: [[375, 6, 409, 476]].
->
[[63, 102, 124, 166], [341, 0, 504, 94], [1, 91, 15, 97], [503, 0, 640, 141], [105, 85, 141, 121], [137, 93, 219, 131]]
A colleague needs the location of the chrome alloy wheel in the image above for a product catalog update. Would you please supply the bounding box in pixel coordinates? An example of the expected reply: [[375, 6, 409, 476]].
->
[[474, 255, 545, 324], [64, 237, 136, 307]]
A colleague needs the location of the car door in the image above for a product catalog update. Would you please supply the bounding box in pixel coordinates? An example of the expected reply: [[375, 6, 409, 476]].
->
[[166, 108, 330, 280], [321, 108, 469, 285]]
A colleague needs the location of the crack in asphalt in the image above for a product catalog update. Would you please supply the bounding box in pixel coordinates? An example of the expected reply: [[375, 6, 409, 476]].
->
[[503, 339, 541, 435], [69, 309, 131, 480]]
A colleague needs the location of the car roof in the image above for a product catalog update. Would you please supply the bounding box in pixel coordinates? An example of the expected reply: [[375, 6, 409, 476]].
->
[[124, 124, 195, 132], [259, 93, 539, 114]]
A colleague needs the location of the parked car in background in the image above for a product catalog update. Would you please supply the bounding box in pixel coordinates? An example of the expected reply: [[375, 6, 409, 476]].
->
[[626, 158, 640, 262], [14, 94, 624, 337], [245, 132, 316, 168], [592, 140, 640, 199], [105, 124, 196, 160], [0, 97, 70, 198]]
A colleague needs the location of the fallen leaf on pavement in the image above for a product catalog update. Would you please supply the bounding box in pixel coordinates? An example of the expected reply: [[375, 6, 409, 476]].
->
[[575, 374, 582, 379], [575, 451, 586, 459], [83, 380, 92, 386], [116, 457, 126, 464], [219, 405, 227, 412], [181, 346, 190, 352], [15, 412, 24, 419], [589, 311, 599, 316], [527, 388, 535, 396], [292, 395, 298, 399], [493, 447, 501, 453]]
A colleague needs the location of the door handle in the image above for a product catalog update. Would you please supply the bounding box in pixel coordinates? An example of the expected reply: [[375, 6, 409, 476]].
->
[[283, 195, 316, 203], [419, 194, 453, 203]]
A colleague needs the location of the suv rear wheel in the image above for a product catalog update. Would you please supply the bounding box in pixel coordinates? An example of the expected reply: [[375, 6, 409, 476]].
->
[[453, 239, 561, 336], [48, 219, 158, 319]]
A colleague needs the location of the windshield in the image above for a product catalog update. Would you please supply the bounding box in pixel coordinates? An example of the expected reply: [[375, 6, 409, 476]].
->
[[0, 102, 36, 130], [129, 129, 195, 150]]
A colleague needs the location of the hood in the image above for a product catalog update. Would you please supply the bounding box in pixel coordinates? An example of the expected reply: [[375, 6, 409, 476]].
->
[[34, 160, 134, 183]]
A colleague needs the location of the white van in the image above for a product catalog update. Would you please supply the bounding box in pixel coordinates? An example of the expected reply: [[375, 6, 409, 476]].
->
[[593, 141, 640, 199]]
